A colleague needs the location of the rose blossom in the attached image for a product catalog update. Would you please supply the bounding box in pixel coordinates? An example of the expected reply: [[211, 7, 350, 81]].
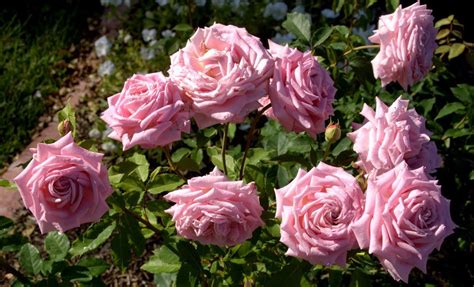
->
[[263, 41, 335, 138], [101, 72, 191, 150], [275, 162, 364, 266], [168, 23, 274, 128], [164, 167, 264, 246], [351, 162, 455, 282], [14, 133, 113, 233], [369, 2, 437, 89], [348, 96, 441, 175]]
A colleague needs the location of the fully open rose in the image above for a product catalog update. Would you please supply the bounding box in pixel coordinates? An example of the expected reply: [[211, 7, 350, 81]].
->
[[263, 41, 335, 138], [14, 133, 113, 233], [369, 2, 437, 89], [168, 23, 274, 128], [164, 167, 264, 246], [275, 162, 364, 266], [101, 72, 191, 150], [351, 162, 456, 282], [348, 96, 441, 175]]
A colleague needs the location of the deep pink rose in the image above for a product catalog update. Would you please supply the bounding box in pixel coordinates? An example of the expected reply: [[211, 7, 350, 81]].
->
[[275, 162, 364, 266], [263, 41, 336, 138], [164, 167, 264, 246], [348, 96, 441, 175], [101, 72, 191, 150], [351, 162, 455, 282], [14, 133, 113, 233], [168, 23, 274, 128], [370, 2, 437, 89]]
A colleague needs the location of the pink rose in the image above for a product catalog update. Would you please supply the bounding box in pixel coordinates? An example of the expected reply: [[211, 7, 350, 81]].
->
[[275, 162, 364, 266], [369, 2, 437, 90], [164, 167, 264, 246], [263, 41, 336, 138], [351, 162, 455, 282], [168, 23, 274, 128], [348, 96, 441, 175], [101, 72, 190, 150], [14, 133, 113, 233]]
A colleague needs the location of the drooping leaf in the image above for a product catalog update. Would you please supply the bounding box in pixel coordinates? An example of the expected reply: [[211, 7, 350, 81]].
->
[[435, 102, 465, 120]]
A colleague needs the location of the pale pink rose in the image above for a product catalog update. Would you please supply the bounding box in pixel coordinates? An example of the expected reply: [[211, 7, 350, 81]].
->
[[348, 96, 441, 175], [101, 72, 190, 150], [370, 2, 437, 90], [263, 41, 336, 138], [14, 133, 113, 233], [351, 162, 456, 283], [275, 162, 364, 266], [168, 23, 274, 128], [164, 167, 264, 246]]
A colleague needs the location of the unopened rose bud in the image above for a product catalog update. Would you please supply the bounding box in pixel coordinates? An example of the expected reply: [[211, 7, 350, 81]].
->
[[58, 120, 72, 136], [325, 122, 341, 143]]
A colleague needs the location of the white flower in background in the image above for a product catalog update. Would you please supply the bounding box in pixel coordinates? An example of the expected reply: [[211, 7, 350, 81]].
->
[[161, 29, 176, 38], [156, 0, 168, 6], [211, 0, 225, 8], [142, 28, 157, 42], [94, 36, 112, 57], [195, 0, 206, 6], [145, 11, 154, 18], [123, 0, 131, 7], [140, 47, 155, 60], [98, 60, 115, 77], [149, 40, 157, 46], [102, 127, 113, 139], [88, 128, 102, 139], [100, 0, 122, 7], [101, 142, 117, 153], [292, 4, 305, 13], [352, 25, 375, 44], [263, 2, 288, 21], [33, 90, 42, 98], [321, 8, 339, 19], [230, 0, 248, 11], [123, 34, 132, 43], [271, 32, 296, 44]]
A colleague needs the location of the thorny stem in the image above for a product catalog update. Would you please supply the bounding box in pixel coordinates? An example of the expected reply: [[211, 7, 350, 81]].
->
[[221, 124, 229, 176], [343, 44, 379, 56], [0, 256, 30, 284], [239, 104, 271, 180], [120, 205, 161, 235], [163, 145, 186, 180]]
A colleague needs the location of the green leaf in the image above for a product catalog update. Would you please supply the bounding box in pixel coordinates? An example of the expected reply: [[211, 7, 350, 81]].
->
[[154, 272, 178, 286], [451, 84, 474, 104], [436, 29, 450, 40], [349, 269, 372, 287], [57, 103, 77, 137], [141, 245, 181, 274], [62, 266, 93, 283], [313, 27, 333, 47], [386, 0, 399, 11], [268, 261, 304, 287], [0, 216, 13, 230], [448, 43, 466, 59], [173, 23, 193, 32], [147, 174, 185, 194], [435, 17, 453, 28], [418, 98, 436, 116], [122, 214, 146, 255], [443, 128, 473, 139], [77, 258, 110, 277], [332, 137, 352, 157], [18, 243, 43, 275], [45, 232, 70, 262], [69, 222, 116, 257], [282, 12, 312, 44], [435, 102, 465, 120], [129, 153, 149, 182], [171, 148, 191, 162], [0, 179, 15, 188], [111, 232, 131, 269], [435, 45, 450, 55]]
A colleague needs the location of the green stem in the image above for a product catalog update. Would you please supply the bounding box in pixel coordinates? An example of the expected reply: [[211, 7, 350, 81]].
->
[[239, 104, 271, 180], [221, 124, 229, 175], [120, 205, 161, 235], [0, 256, 30, 285], [163, 145, 186, 180], [343, 44, 379, 56], [322, 142, 332, 162]]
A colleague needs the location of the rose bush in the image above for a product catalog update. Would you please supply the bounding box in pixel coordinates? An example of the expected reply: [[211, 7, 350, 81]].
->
[[168, 23, 274, 128], [351, 162, 456, 282], [164, 167, 264, 246], [348, 96, 441, 175], [263, 41, 336, 138], [369, 2, 437, 89], [275, 162, 364, 266], [101, 72, 190, 150], [13, 133, 113, 233]]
